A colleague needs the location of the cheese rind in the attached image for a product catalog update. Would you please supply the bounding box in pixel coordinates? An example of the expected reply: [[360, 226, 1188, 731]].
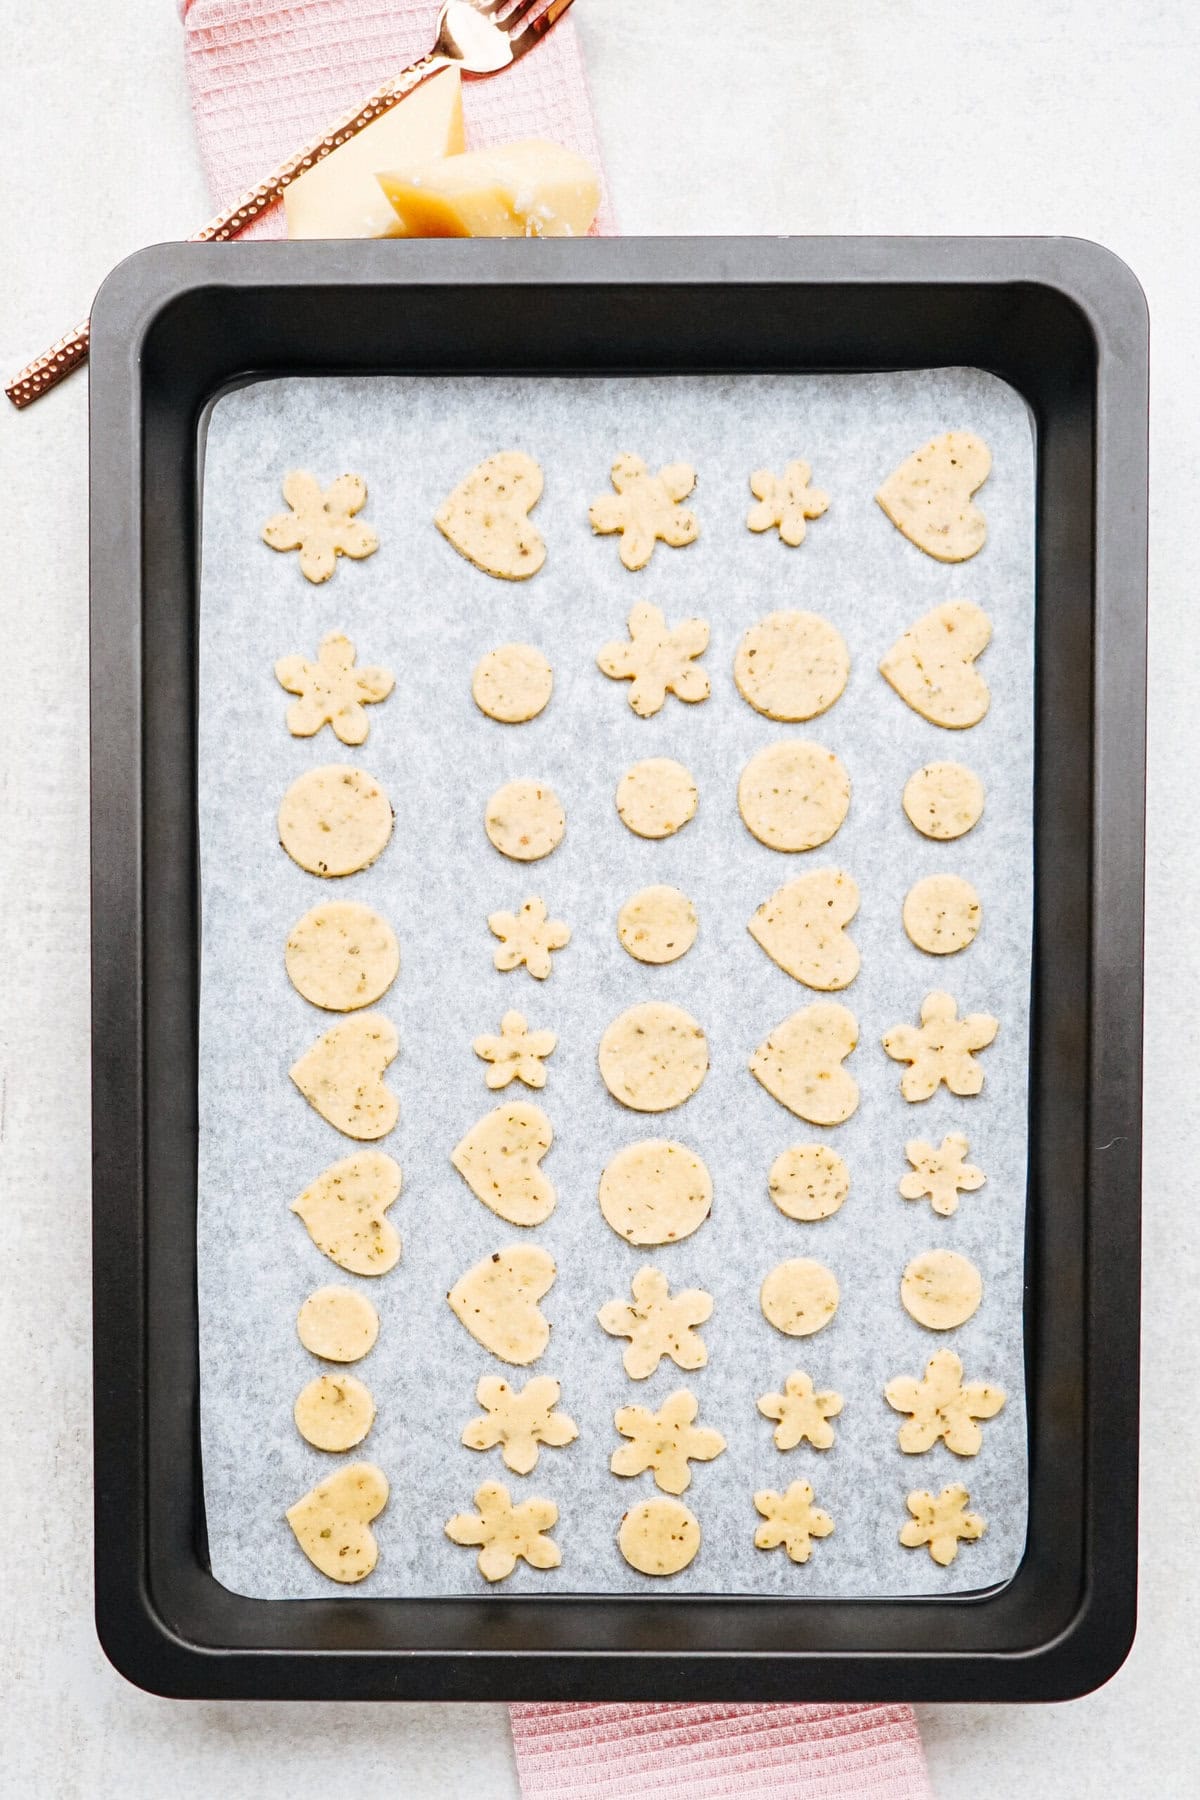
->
[[377, 139, 599, 238]]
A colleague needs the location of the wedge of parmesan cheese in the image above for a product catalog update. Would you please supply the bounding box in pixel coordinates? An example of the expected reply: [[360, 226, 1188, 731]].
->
[[377, 139, 599, 238]]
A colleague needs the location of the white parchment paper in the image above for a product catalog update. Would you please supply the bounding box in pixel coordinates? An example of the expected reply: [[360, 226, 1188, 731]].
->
[[197, 369, 1034, 1599]]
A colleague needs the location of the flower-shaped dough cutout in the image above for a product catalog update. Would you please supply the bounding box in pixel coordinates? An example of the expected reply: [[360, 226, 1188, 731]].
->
[[462, 1374, 578, 1475], [597, 601, 711, 718], [747, 459, 830, 546], [900, 1133, 985, 1217], [757, 1371, 843, 1451], [885, 1349, 1005, 1457], [488, 897, 571, 980], [262, 471, 379, 583], [473, 1010, 557, 1089], [444, 1480, 561, 1582], [275, 632, 394, 745], [597, 1266, 713, 1381], [753, 1479, 834, 1563], [883, 991, 998, 1102], [611, 1388, 727, 1495], [589, 453, 699, 570], [900, 1483, 986, 1565]]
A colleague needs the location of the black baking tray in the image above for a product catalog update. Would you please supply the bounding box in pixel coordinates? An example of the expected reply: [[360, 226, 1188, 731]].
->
[[89, 236, 1146, 1702]]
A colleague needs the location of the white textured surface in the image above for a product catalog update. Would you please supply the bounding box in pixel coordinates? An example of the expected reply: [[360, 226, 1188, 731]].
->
[[0, 0, 1195, 1794]]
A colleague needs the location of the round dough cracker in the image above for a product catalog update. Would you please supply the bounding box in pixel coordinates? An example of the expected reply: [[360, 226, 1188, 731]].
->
[[903, 761, 984, 841], [768, 1144, 849, 1222], [903, 875, 982, 955], [279, 765, 394, 877], [485, 779, 565, 862], [297, 1286, 380, 1362], [760, 1258, 839, 1336], [285, 901, 399, 1011], [472, 644, 553, 723], [294, 1373, 376, 1451], [616, 758, 698, 840], [618, 1497, 701, 1575], [738, 741, 850, 852], [901, 1249, 982, 1330], [617, 886, 698, 965], [599, 1139, 713, 1246], [598, 1002, 708, 1113], [734, 611, 850, 722]]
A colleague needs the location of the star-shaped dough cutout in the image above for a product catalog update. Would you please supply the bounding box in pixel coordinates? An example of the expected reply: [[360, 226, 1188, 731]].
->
[[882, 991, 998, 1101], [757, 1370, 843, 1451], [610, 1388, 726, 1494], [753, 1479, 834, 1564], [262, 470, 379, 584], [899, 1133, 986, 1217], [488, 897, 571, 981], [274, 632, 394, 745], [444, 1480, 561, 1582], [597, 601, 711, 718], [472, 1010, 557, 1090], [885, 1349, 1005, 1457], [747, 459, 830, 546], [899, 1483, 986, 1566], [461, 1375, 578, 1475], [588, 453, 699, 570], [597, 1266, 713, 1381]]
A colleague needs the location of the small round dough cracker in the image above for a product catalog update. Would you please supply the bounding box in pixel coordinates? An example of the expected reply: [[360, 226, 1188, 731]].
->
[[472, 644, 553, 723], [598, 1002, 708, 1113], [903, 875, 982, 955], [739, 741, 850, 852], [734, 611, 850, 722], [616, 758, 698, 840], [285, 901, 399, 1011], [903, 761, 984, 841], [297, 1286, 380, 1362], [485, 780, 565, 862], [617, 886, 698, 965], [761, 1259, 839, 1336], [618, 1497, 701, 1575], [279, 765, 394, 877], [599, 1140, 713, 1246], [901, 1250, 983, 1330], [294, 1373, 376, 1451], [768, 1144, 850, 1222]]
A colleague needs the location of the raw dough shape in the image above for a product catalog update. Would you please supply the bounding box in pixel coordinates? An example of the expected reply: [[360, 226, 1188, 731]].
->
[[753, 1479, 834, 1563], [275, 632, 394, 745], [615, 757, 698, 839], [885, 1349, 1005, 1456], [263, 471, 379, 584], [750, 1003, 859, 1126], [598, 1001, 708, 1113], [757, 1371, 843, 1451], [883, 990, 998, 1101], [903, 875, 982, 956], [598, 1139, 712, 1246], [286, 1462, 388, 1584], [435, 452, 546, 581], [901, 1249, 983, 1330], [285, 900, 399, 1012], [617, 885, 698, 965], [900, 1133, 985, 1218], [473, 1010, 557, 1090], [748, 869, 860, 990], [746, 460, 830, 547], [445, 1481, 560, 1581], [462, 1374, 578, 1475], [485, 779, 566, 862], [611, 1388, 726, 1495], [738, 741, 851, 851], [879, 601, 992, 729], [294, 1372, 375, 1452], [588, 453, 699, 571], [296, 1286, 380, 1361], [618, 1497, 701, 1575], [903, 761, 985, 841], [900, 1484, 986, 1566], [278, 764, 394, 877], [734, 612, 849, 723], [447, 1245, 556, 1365], [768, 1143, 850, 1222], [489, 897, 571, 980], [451, 1101, 556, 1227], [597, 601, 710, 717], [290, 1150, 402, 1276], [760, 1259, 839, 1337], [876, 432, 991, 563], [598, 1266, 713, 1381], [472, 644, 553, 722], [290, 1012, 399, 1140]]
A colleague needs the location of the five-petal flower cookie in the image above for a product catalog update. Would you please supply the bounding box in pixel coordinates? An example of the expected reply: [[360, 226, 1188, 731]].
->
[[882, 991, 998, 1101], [461, 1374, 578, 1475], [899, 1133, 986, 1217], [597, 1266, 713, 1381], [588, 453, 699, 570], [746, 459, 830, 546], [472, 1010, 557, 1089], [488, 897, 571, 980], [275, 632, 394, 745], [885, 1349, 1006, 1456], [262, 470, 379, 583], [610, 1388, 727, 1494], [899, 1483, 986, 1566], [753, 1479, 834, 1564], [597, 601, 711, 718], [757, 1370, 843, 1451], [444, 1480, 561, 1582]]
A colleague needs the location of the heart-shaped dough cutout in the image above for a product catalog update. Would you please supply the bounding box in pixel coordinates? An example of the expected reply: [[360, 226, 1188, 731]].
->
[[875, 431, 990, 562], [447, 1244, 556, 1366], [290, 1150, 402, 1276], [879, 601, 992, 729], [748, 869, 860, 990], [749, 1003, 859, 1126], [451, 1101, 556, 1226], [290, 1013, 399, 1140], [435, 451, 546, 581], [286, 1462, 388, 1584]]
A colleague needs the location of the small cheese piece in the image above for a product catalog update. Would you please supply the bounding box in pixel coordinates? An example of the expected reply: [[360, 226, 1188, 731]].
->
[[378, 139, 599, 239], [285, 68, 465, 240]]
